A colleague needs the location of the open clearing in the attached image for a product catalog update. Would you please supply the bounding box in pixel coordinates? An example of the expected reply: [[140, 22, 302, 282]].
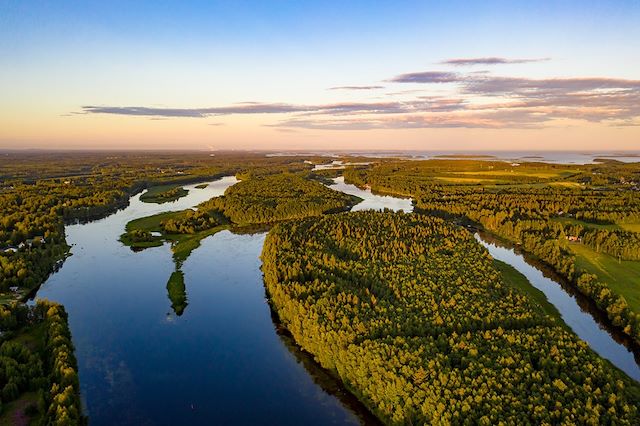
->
[[568, 243, 640, 314]]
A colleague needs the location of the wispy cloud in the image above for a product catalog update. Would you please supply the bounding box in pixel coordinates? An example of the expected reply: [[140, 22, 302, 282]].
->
[[272, 113, 522, 130], [79, 61, 640, 130], [81, 103, 315, 117], [441, 57, 550, 66], [388, 71, 460, 83], [328, 85, 384, 90], [82, 100, 464, 118]]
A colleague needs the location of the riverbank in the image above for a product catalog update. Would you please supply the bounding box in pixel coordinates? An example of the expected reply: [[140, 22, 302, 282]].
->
[[262, 211, 640, 423], [476, 231, 640, 381], [322, 174, 640, 379], [34, 176, 368, 425]]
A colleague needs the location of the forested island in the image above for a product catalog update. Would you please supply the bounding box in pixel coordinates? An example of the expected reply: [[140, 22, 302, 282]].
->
[[121, 171, 358, 260], [139, 185, 189, 204]]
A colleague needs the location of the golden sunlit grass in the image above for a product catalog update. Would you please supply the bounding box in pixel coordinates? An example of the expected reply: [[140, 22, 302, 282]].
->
[[433, 176, 503, 184], [450, 169, 576, 179], [568, 243, 640, 314]]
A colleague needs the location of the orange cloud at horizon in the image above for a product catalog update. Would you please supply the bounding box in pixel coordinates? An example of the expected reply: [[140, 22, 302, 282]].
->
[[1, 110, 638, 152]]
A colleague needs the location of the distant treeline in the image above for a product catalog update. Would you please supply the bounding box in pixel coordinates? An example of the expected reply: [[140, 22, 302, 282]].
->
[[0, 152, 330, 295]]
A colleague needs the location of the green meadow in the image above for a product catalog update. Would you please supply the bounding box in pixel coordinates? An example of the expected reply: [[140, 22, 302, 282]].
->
[[568, 243, 640, 314]]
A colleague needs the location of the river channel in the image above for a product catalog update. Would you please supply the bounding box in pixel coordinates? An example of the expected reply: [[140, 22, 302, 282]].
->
[[35, 174, 639, 425], [35, 177, 374, 425]]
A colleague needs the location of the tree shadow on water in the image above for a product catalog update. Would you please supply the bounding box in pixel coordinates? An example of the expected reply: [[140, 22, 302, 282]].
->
[[166, 269, 188, 316]]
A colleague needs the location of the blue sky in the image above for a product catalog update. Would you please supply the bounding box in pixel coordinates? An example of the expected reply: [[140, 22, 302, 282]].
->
[[1, 1, 639, 150]]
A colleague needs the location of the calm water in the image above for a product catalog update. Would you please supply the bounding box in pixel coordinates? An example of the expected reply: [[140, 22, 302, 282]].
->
[[476, 234, 640, 381], [312, 161, 372, 171], [35, 177, 364, 425], [328, 177, 413, 212]]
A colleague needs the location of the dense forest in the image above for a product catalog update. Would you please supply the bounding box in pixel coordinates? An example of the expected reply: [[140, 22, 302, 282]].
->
[[262, 212, 640, 424], [0, 300, 83, 424], [140, 185, 189, 204], [344, 160, 640, 344], [0, 152, 343, 423], [161, 209, 223, 235], [201, 173, 359, 225], [3, 152, 640, 425], [0, 152, 332, 298], [121, 171, 356, 267]]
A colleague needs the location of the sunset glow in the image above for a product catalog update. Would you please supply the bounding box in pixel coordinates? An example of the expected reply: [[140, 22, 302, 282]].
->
[[1, 1, 639, 150]]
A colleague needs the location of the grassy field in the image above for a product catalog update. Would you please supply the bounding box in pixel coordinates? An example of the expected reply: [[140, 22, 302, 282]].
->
[[568, 243, 640, 314], [451, 168, 576, 179], [553, 217, 640, 316], [431, 170, 580, 186], [0, 391, 42, 426], [552, 217, 621, 230], [493, 259, 564, 324], [124, 211, 180, 233], [433, 176, 503, 184], [140, 184, 189, 204], [552, 217, 640, 233], [0, 322, 47, 425], [121, 210, 228, 264], [548, 181, 583, 188], [620, 223, 640, 232]]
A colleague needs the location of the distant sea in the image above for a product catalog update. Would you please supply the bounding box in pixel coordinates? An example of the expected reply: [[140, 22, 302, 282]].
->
[[269, 151, 640, 164]]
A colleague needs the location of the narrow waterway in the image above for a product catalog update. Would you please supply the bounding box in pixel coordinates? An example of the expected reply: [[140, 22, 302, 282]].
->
[[35, 177, 368, 425], [327, 176, 640, 381], [328, 176, 413, 212], [475, 233, 640, 381]]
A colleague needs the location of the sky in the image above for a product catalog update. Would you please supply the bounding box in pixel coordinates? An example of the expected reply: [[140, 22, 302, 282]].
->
[[1, 1, 639, 151]]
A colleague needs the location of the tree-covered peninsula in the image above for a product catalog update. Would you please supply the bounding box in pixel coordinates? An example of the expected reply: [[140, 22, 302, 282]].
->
[[344, 159, 640, 345], [262, 211, 640, 424], [122, 172, 359, 260], [139, 185, 189, 204]]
